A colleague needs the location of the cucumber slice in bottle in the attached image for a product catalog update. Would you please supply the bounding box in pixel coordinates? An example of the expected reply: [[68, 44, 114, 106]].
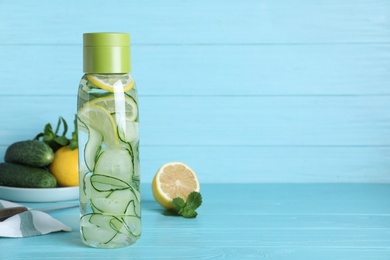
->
[[122, 216, 141, 237], [118, 121, 139, 144], [109, 232, 136, 246], [84, 126, 103, 171], [94, 148, 134, 183], [84, 174, 112, 198], [81, 174, 112, 214], [90, 174, 130, 191], [80, 214, 117, 245], [111, 216, 141, 240], [109, 215, 141, 238], [91, 188, 139, 214], [125, 200, 141, 217], [132, 141, 140, 182], [80, 213, 137, 247]]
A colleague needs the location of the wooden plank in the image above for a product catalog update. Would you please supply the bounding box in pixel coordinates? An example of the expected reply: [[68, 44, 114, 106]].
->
[[1, 184, 389, 259], [130, 96, 390, 146], [0, 145, 390, 183], [143, 184, 390, 214], [3, 245, 390, 260], [1, 145, 390, 183], [0, 0, 389, 44], [13, 223, 390, 248], [45, 212, 390, 232], [139, 146, 390, 183], [3, 145, 390, 183], [1, 96, 390, 146], [192, 184, 390, 204], [0, 44, 389, 96]]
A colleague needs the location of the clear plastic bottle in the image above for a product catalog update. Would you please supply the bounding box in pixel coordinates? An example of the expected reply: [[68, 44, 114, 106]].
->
[[77, 33, 141, 248]]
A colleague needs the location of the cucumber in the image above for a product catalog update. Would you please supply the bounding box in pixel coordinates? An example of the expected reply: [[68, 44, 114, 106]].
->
[[5, 140, 54, 167], [0, 163, 57, 188]]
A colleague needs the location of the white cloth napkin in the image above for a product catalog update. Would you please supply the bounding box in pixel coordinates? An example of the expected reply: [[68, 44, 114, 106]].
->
[[0, 199, 71, 237]]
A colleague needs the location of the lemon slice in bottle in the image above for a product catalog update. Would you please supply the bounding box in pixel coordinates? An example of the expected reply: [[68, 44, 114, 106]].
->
[[152, 162, 200, 209], [87, 74, 135, 92], [88, 94, 138, 122], [78, 104, 120, 148]]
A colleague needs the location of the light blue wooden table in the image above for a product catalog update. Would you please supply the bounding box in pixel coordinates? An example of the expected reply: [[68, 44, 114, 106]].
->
[[2, 183, 390, 259]]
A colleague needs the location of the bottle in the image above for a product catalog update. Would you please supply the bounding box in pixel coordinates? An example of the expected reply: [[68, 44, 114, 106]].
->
[[77, 32, 141, 248]]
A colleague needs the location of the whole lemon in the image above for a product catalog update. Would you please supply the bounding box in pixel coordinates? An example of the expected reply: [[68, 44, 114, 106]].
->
[[49, 146, 79, 187]]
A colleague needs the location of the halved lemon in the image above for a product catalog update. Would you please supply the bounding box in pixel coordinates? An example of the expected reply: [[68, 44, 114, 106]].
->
[[78, 104, 120, 148], [152, 162, 200, 209], [87, 74, 135, 92]]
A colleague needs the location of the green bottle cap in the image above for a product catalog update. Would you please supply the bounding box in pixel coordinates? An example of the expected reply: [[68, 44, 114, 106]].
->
[[83, 32, 131, 73]]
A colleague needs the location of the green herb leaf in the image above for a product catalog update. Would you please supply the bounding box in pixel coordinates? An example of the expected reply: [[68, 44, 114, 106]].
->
[[33, 116, 78, 151], [54, 136, 69, 146], [69, 135, 78, 150], [170, 191, 202, 218], [172, 197, 186, 212], [181, 207, 198, 218], [60, 117, 68, 136], [42, 123, 55, 141], [54, 117, 61, 135], [186, 191, 202, 210]]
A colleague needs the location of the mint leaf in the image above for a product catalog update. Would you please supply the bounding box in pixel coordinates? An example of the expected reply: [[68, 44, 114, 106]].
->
[[172, 197, 186, 212], [181, 207, 198, 218], [54, 136, 69, 145], [34, 117, 71, 152], [186, 191, 202, 210], [170, 191, 202, 218]]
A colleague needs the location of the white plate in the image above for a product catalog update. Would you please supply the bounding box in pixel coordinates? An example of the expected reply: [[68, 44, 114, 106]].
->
[[0, 186, 79, 202]]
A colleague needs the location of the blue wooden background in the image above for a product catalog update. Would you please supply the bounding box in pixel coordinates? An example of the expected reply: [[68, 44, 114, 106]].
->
[[0, 0, 390, 183]]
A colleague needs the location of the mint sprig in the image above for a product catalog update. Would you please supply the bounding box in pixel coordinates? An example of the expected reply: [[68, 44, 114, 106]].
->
[[33, 117, 69, 152], [172, 191, 202, 218], [33, 115, 78, 151]]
